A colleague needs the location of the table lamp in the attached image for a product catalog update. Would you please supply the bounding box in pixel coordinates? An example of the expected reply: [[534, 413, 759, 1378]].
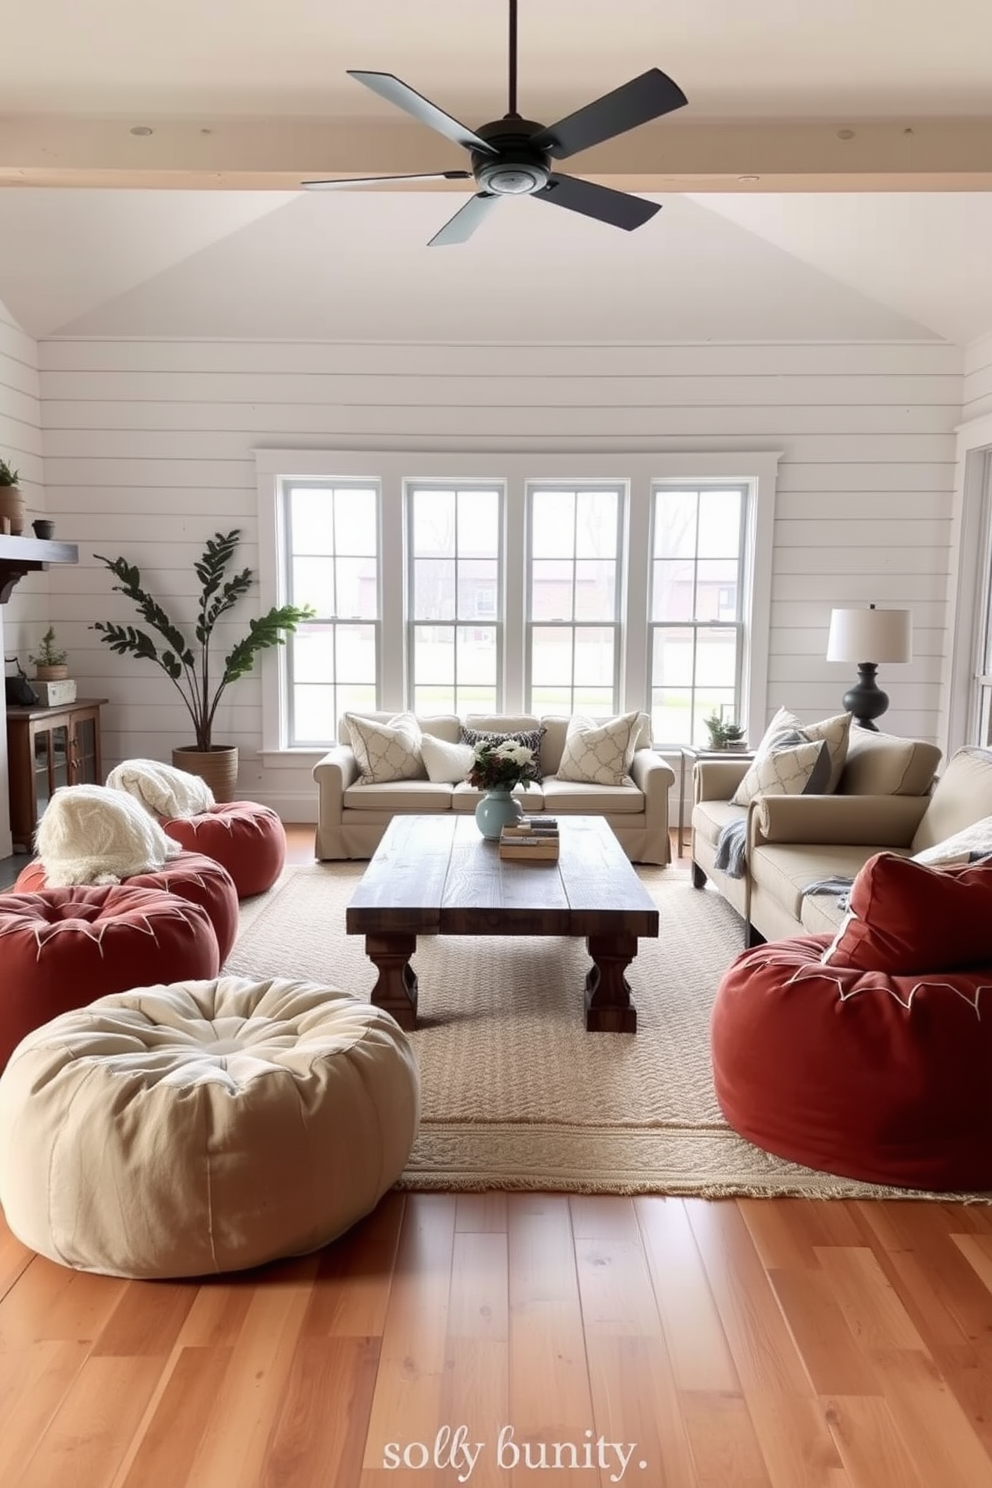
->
[[825, 604, 912, 731]]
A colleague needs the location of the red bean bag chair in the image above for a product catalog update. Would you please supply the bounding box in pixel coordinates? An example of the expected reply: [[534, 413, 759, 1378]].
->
[[0, 884, 220, 1069], [160, 802, 287, 899], [14, 850, 239, 962], [711, 853, 992, 1191]]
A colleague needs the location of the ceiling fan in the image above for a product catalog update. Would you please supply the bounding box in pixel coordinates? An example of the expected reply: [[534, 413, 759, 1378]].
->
[[303, 0, 688, 246]]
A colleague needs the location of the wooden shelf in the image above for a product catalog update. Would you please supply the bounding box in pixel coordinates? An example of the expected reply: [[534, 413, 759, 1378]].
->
[[0, 535, 79, 602]]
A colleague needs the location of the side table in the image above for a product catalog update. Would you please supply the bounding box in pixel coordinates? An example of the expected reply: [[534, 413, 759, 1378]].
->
[[676, 744, 756, 859]]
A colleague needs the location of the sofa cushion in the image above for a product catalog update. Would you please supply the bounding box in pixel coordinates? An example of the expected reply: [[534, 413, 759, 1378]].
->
[[556, 711, 641, 787], [731, 738, 832, 807], [839, 728, 941, 797], [823, 852, 992, 974], [910, 747, 992, 853], [541, 778, 645, 814], [460, 725, 545, 783], [342, 779, 452, 813], [420, 733, 474, 784], [345, 712, 425, 785]]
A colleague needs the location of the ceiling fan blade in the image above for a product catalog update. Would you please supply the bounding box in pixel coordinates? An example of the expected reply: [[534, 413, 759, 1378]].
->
[[534, 174, 661, 231], [530, 68, 688, 160], [347, 71, 499, 156], [428, 192, 501, 247], [303, 170, 472, 190]]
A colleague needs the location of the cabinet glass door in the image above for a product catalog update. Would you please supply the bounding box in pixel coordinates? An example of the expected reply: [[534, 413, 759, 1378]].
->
[[34, 724, 70, 815], [73, 716, 99, 784]]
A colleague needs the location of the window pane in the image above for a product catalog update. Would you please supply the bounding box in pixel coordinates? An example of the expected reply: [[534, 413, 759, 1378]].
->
[[457, 559, 498, 619], [532, 490, 575, 557], [695, 629, 739, 687], [530, 684, 573, 713], [413, 489, 455, 556], [413, 558, 456, 620], [413, 625, 454, 685], [284, 483, 380, 746], [574, 628, 616, 686], [574, 560, 616, 620], [653, 489, 697, 559], [696, 560, 739, 621], [457, 625, 497, 686], [531, 626, 573, 685], [575, 490, 618, 558], [698, 488, 742, 558], [651, 558, 695, 622], [531, 560, 574, 620], [457, 488, 499, 555]]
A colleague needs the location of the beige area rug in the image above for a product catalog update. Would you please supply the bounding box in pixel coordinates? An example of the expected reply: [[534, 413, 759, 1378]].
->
[[228, 863, 989, 1201]]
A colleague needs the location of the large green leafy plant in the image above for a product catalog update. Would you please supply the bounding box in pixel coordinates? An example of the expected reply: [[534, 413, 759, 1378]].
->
[[93, 529, 313, 751]]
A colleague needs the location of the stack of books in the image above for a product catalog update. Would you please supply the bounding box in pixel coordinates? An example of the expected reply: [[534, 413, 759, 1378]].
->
[[498, 817, 560, 862]]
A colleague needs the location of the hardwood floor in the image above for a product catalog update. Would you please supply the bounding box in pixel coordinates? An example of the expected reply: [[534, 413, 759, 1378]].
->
[[1, 826, 991, 1485]]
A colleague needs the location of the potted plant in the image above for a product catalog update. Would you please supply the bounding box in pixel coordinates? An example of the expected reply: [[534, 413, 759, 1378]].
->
[[92, 529, 314, 801], [703, 712, 747, 750], [29, 626, 69, 681], [0, 455, 26, 536]]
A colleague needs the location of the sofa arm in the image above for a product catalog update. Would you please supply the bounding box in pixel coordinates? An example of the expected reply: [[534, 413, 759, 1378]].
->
[[312, 745, 359, 816], [632, 747, 675, 805], [693, 757, 752, 803], [752, 792, 928, 847]]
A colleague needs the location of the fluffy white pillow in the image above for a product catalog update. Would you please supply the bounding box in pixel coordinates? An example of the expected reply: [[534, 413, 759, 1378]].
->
[[420, 733, 475, 784], [106, 758, 215, 818], [556, 712, 642, 787], [344, 712, 424, 784], [913, 816, 992, 866]]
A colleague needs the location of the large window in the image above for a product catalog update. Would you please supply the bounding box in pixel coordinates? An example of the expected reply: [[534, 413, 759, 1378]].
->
[[284, 481, 379, 746], [257, 451, 776, 752], [407, 483, 503, 715], [527, 484, 623, 715], [648, 484, 746, 746]]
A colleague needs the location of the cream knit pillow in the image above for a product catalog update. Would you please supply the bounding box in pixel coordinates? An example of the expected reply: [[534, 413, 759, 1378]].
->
[[36, 784, 182, 886]]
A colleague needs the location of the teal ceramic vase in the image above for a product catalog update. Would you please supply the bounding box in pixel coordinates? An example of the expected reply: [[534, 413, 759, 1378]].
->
[[474, 787, 524, 840]]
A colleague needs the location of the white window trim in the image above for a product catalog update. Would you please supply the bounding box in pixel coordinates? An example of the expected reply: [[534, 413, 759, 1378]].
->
[[255, 448, 781, 751], [945, 411, 992, 758]]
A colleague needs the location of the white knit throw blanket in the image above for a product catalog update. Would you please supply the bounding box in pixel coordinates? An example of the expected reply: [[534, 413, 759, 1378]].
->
[[105, 758, 215, 819], [36, 784, 183, 886]]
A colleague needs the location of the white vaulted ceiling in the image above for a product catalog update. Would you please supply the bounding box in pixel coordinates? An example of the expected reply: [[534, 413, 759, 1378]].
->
[[2, 0, 991, 343]]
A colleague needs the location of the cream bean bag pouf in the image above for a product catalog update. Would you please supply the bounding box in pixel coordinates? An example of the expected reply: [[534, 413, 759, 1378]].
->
[[0, 976, 420, 1279]]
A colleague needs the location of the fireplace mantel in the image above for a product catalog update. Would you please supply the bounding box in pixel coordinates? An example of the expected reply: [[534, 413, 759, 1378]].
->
[[0, 535, 79, 602]]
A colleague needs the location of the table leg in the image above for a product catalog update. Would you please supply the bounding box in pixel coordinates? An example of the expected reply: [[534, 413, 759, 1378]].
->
[[365, 933, 418, 1030], [584, 933, 638, 1033]]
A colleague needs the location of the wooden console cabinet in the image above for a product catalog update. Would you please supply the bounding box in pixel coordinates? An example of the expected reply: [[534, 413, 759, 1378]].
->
[[5, 698, 107, 850]]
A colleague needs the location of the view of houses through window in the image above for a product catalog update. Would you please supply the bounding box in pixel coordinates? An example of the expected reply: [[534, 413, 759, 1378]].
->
[[279, 466, 753, 749]]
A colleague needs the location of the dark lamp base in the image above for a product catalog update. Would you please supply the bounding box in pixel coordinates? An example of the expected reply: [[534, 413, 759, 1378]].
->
[[841, 662, 889, 732]]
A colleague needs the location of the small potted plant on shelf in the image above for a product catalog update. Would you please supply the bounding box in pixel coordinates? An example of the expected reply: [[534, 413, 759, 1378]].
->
[[0, 455, 26, 536], [29, 627, 69, 681], [703, 712, 747, 750]]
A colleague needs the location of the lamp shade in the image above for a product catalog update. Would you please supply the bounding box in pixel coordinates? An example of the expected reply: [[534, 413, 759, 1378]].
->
[[826, 606, 912, 665]]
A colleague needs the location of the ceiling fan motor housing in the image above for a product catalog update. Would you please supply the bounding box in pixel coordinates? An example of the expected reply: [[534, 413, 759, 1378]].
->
[[471, 117, 552, 195]]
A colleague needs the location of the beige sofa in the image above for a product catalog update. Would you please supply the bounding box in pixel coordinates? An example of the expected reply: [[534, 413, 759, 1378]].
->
[[691, 733, 992, 945], [313, 711, 675, 863]]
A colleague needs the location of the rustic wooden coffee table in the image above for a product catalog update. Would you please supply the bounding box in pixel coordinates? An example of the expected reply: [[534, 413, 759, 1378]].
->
[[345, 814, 659, 1033]]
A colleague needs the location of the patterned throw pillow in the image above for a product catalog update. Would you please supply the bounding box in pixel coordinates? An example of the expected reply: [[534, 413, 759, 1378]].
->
[[460, 726, 545, 783], [556, 712, 641, 787], [913, 817, 992, 867], [730, 737, 832, 807], [731, 707, 851, 806], [345, 712, 424, 784], [420, 733, 475, 784]]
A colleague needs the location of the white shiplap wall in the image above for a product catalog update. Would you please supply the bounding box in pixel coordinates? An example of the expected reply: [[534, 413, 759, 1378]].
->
[[37, 337, 963, 821], [963, 332, 992, 425], [0, 302, 46, 854]]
